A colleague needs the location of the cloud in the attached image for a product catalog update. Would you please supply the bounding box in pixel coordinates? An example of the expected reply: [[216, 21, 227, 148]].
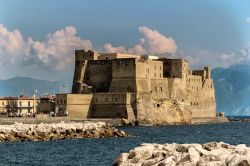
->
[[220, 43, 250, 67], [178, 50, 222, 69], [0, 25, 92, 70], [247, 17, 250, 24], [0, 24, 26, 65], [0, 25, 177, 71], [2, 24, 250, 73], [178, 44, 250, 69], [103, 26, 177, 55]]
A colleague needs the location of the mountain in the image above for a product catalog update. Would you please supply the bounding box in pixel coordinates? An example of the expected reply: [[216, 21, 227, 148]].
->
[[212, 64, 250, 116], [0, 76, 73, 97]]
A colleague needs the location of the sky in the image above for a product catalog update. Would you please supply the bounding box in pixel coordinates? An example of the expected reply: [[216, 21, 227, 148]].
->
[[0, 0, 250, 80]]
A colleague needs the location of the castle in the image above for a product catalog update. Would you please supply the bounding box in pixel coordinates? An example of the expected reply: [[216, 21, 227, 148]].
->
[[70, 50, 217, 125]]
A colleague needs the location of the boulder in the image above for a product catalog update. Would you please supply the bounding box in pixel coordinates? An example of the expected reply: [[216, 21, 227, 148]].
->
[[113, 142, 250, 166], [112, 153, 129, 166], [188, 147, 200, 163]]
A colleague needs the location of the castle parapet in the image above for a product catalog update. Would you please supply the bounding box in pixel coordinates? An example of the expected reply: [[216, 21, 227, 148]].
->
[[192, 67, 211, 80]]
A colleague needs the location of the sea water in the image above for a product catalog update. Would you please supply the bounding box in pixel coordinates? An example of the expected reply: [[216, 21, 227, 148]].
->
[[0, 122, 249, 166]]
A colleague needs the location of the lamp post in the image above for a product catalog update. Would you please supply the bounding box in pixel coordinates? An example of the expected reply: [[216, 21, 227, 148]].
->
[[33, 90, 37, 115]]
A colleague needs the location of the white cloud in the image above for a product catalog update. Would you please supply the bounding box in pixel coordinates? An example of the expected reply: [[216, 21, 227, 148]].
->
[[0, 24, 26, 65], [2, 23, 250, 73], [178, 43, 250, 69], [220, 43, 250, 67], [0, 25, 92, 70], [103, 26, 177, 55], [0, 25, 177, 71], [103, 43, 127, 54], [246, 17, 250, 24], [178, 50, 222, 69]]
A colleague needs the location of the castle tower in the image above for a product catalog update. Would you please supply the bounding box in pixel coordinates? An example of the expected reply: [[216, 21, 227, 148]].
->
[[72, 50, 98, 93], [204, 67, 211, 79]]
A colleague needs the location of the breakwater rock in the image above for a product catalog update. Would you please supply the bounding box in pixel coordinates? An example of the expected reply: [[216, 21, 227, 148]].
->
[[114, 142, 250, 166], [0, 121, 127, 142]]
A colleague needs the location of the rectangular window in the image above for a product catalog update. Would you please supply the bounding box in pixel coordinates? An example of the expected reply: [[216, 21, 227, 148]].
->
[[28, 101, 30, 107], [2, 102, 4, 106], [105, 98, 108, 102], [115, 98, 118, 102]]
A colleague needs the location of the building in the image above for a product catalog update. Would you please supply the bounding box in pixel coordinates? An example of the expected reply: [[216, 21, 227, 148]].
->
[[0, 95, 39, 116], [68, 50, 217, 124], [37, 95, 55, 114]]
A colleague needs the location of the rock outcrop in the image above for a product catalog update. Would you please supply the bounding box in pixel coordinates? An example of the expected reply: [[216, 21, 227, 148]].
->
[[0, 121, 127, 142], [113, 142, 250, 165]]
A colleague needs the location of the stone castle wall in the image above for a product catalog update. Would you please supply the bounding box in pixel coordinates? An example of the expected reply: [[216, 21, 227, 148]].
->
[[70, 50, 217, 125], [91, 92, 135, 120], [55, 94, 93, 120]]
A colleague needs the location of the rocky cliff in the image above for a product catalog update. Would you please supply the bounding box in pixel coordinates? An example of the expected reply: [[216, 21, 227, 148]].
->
[[137, 98, 192, 125]]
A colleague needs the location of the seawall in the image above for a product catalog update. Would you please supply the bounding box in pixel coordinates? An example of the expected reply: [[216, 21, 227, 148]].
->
[[0, 117, 229, 126], [191, 117, 229, 124]]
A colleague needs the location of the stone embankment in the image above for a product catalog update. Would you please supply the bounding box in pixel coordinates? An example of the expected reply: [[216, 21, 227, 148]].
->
[[114, 142, 250, 166], [0, 121, 127, 142]]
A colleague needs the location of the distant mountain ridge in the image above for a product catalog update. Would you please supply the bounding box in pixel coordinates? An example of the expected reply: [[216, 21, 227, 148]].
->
[[1, 64, 250, 115], [212, 64, 250, 116], [0, 76, 73, 97]]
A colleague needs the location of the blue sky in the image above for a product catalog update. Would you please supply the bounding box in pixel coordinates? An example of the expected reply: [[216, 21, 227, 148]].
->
[[0, 0, 250, 80]]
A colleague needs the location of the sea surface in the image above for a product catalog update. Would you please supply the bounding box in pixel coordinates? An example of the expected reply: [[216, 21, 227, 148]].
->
[[1, 122, 250, 166]]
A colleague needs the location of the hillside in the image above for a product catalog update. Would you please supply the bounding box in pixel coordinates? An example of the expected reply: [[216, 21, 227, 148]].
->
[[0, 76, 72, 97]]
